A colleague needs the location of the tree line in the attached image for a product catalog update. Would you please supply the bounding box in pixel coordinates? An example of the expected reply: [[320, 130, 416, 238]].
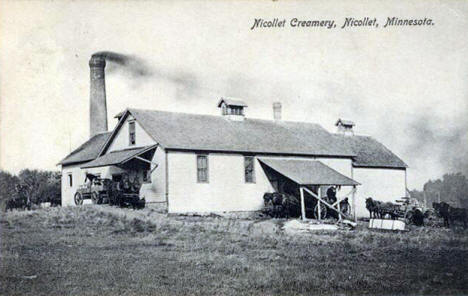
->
[[410, 172, 468, 209], [0, 169, 61, 210]]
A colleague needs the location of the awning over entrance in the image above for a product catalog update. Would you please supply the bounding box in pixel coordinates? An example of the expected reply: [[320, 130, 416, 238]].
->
[[258, 157, 360, 186], [81, 145, 157, 169]]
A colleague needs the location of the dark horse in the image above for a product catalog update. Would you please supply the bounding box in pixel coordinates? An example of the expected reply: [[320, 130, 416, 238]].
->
[[378, 202, 400, 220], [366, 197, 400, 220], [365, 197, 381, 219], [433, 202, 467, 228], [263, 192, 299, 218]]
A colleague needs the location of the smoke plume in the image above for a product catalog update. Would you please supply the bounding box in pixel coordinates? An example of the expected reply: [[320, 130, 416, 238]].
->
[[93, 51, 152, 77], [92, 51, 200, 98]]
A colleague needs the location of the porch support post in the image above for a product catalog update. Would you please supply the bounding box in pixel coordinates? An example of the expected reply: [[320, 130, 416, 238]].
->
[[337, 194, 342, 221], [317, 186, 321, 221], [300, 186, 306, 221], [405, 169, 408, 197], [352, 185, 357, 222]]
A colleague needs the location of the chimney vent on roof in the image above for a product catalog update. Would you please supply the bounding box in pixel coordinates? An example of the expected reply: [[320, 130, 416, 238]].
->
[[273, 102, 282, 121], [335, 118, 355, 136], [217, 97, 247, 121]]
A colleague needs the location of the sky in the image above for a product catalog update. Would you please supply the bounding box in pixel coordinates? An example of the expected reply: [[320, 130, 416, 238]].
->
[[0, 0, 467, 190]]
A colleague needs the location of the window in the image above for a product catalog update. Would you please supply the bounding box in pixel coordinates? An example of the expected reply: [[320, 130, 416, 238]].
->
[[197, 155, 208, 183], [129, 121, 136, 145], [68, 174, 73, 187], [244, 156, 255, 183], [227, 106, 244, 116]]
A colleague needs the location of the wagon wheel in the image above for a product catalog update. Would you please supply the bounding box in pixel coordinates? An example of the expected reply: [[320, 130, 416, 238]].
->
[[74, 192, 83, 205], [91, 192, 99, 204], [404, 211, 414, 225], [314, 203, 327, 220]]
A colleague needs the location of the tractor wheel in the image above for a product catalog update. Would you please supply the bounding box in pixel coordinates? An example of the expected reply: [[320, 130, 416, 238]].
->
[[74, 192, 83, 205], [91, 192, 99, 204], [314, 203, 327, 220]]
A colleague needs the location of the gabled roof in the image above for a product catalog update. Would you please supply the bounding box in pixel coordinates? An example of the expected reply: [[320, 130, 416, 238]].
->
[[217, 98, 248, 107], [101, 108, 356, 157], [335, 118, 355, 127], [58, 132, 111, 166], [259, 157, 360, 186], [336, 135, 408, 169]]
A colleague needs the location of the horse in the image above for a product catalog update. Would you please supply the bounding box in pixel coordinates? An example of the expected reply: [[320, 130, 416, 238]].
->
[[378, 202, 399, 220], [433, 202, 467, 228], [448, 206, 467, 229], [433, 202, 450, 227], [365, 197, 381, 219], [263, 192, 300, 218], [432, 202, 442, 217], [263, 192, 282, 218]]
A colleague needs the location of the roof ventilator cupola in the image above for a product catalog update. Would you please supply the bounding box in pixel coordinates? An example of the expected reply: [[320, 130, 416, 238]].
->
[[335, 118, 355, 136], [217, 98, 247, 121]]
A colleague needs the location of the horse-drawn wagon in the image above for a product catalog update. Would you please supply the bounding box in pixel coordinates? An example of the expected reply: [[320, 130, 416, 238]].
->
[[366, 196, 425, 226]]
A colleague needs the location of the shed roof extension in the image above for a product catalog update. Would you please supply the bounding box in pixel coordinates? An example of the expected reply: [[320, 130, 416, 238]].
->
[[58, 132, 111, 166], [81, 145, 157, 169], [104, 108, 356, 158], [259, 157, 360, 186]]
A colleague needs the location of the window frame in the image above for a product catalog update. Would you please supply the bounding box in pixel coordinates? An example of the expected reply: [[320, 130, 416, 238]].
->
[[68, 173, 73, 187], [196, 154, 209, 183], [128, 120, 136, 146], [244, 156, 256, 183]]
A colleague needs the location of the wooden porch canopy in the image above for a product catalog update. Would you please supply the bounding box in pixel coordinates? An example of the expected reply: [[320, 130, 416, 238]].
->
[[258, 158, 360, 221], [81, 144, 158, 170]]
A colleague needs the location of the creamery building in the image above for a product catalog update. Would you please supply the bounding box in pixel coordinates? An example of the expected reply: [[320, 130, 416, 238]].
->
[[58, 54, 408, 218]]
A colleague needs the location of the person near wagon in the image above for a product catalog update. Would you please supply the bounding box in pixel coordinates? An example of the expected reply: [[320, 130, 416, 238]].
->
[[118, 173, 132, 193], [327, 186, 337, 205]]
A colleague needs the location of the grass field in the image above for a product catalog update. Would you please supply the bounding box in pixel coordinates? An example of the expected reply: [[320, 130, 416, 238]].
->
[[1, 205, 468, 296]]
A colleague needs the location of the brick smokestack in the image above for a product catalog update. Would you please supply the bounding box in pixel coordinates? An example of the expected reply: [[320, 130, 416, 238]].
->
[[89, 54, 108, 138]]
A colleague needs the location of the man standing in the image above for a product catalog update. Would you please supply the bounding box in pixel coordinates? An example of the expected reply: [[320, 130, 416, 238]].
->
[[327, 186, 337, 205]]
